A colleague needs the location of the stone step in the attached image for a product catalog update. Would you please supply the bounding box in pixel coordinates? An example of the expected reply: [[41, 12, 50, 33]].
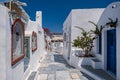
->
[[27, 71, 38, 80]]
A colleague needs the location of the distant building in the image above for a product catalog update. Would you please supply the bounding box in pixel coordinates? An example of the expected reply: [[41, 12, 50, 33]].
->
[[43, 28, 52, 51], [51, 33, 63, 53]]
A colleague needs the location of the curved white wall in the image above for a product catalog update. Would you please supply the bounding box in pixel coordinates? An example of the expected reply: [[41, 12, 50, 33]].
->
[[97, 2, 120, 80]]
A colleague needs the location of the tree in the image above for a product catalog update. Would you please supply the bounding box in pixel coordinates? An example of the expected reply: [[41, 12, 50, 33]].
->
[[89, 21, 105, 38], [73, 21, 106, 57], [43, 28, 50, 35], [73, 27, 94, 57]]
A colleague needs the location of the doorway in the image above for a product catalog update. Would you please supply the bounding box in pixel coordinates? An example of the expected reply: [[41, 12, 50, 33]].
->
[[24, 37, 30, 72], [107, 29, 116, 75]]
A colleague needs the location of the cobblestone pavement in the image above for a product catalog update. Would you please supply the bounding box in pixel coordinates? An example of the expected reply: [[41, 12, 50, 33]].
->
[[37, 52, 94, 80]]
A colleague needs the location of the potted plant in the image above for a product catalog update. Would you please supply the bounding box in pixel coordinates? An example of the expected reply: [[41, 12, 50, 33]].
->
[[73, 27, 94, 57], [72, 21, 105, 67], [72, 27, 95, 67], [106, 18, 118, 28]]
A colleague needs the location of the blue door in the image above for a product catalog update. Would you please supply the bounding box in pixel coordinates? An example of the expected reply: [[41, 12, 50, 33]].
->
[[25, 37, 30, 58], [107, 29, 116, 75], [24, 37, 30, 72]]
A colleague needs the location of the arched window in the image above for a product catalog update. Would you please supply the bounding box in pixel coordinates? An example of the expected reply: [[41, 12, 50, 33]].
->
[[32, 31, 37, 52], [11, 19, 25, 65]]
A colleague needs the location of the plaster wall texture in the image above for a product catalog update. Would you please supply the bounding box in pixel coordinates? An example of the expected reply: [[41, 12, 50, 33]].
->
[[25, 11, 45, 72], [0, 4, 24, 80], [96, 2, 120, 80], [0, 4, 45, 80]]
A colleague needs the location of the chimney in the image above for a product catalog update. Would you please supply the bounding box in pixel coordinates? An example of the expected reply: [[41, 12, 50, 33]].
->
[[36, 11, 42, 26]]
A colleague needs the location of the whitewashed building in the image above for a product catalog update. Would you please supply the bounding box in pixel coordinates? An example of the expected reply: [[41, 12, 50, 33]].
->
[[24, 11, 46, 80], [63, 2, 120, 80], [0, 1, 45, 80], [63, 8, 104, 65], [95, 2, 120, 80], [51, 33, 63, 53]]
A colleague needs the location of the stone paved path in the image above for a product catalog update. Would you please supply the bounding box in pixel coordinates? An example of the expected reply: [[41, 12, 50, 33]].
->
[[37, 52, 94, 80]]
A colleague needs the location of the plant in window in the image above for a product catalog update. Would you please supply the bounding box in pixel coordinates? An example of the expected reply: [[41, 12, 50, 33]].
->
[[106, 18, 118, 28]]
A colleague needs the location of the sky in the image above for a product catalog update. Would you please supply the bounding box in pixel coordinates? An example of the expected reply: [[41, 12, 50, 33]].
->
[[20, 0, 117, 33]]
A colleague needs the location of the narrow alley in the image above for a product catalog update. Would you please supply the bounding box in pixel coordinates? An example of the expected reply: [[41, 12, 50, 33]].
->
[[36, 52, 94, 80], [0, 0, 120, 80]]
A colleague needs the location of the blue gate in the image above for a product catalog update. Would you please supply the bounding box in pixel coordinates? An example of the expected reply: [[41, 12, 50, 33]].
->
[[107, 29, 116, 75]]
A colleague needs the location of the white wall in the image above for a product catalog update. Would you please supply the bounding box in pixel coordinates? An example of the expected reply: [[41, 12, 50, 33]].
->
[[0, 4, 11, 80], [71, 9, 104, 54], [24, 11, 45, 79], [96, 2, 120, 80], [36, 11, 42, 27], [63, 9, 104, 65], [0, 4, 45, 80], [26, 11, 45, 69], [26, 20, 41, 71], [0, 4, 24, 80], [71, 9, 104, 40], [63, 12, 72, 64], [12, 61, 24, 80], [36, 21, 46, 62]]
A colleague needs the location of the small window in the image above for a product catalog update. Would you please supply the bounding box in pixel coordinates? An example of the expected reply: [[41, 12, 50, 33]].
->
[[98, 34, 102, 54], [11, 19, 25, 65], [32, 31, 37, 52], [66, 35, 68, 48]]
